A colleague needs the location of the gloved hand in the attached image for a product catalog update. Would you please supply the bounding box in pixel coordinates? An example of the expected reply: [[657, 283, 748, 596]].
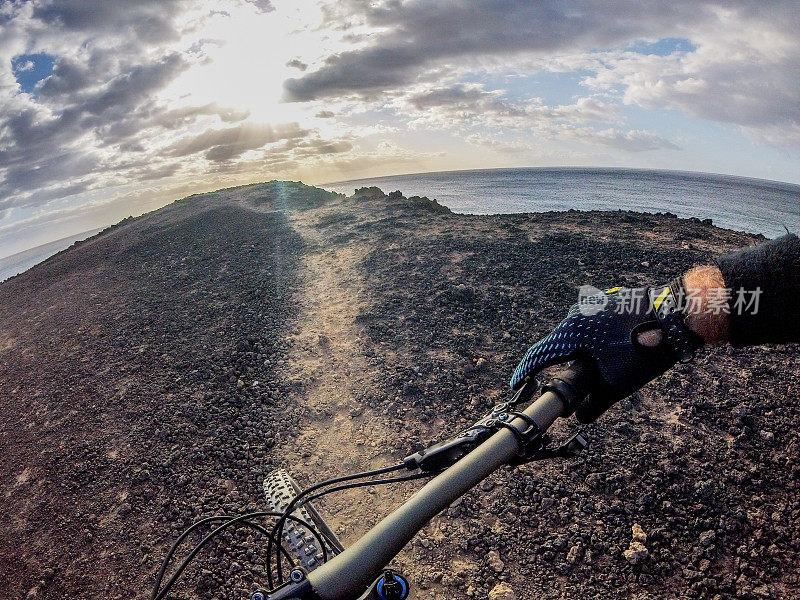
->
[[510, 283, 703, 423]]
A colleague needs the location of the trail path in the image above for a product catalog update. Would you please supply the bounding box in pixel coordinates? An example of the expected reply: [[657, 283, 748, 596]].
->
[[276, 199, 403, 543]]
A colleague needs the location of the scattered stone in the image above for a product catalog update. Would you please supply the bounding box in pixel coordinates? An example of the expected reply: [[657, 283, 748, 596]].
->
[[699, 530, 716, 547], [487, 550, 505, 573], [2, 180, 796, 600], [451, 283, 475, 302], [623, 524, 650, 564], [624, 542, 649, 565], [566, 544, 583, 564], [488, 582, 516, 600], [632, 523, 647, 544]]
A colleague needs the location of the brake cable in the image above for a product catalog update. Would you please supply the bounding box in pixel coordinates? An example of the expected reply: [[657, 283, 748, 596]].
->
[[151, 511, 327, 600], [267, 469, 442, 586]]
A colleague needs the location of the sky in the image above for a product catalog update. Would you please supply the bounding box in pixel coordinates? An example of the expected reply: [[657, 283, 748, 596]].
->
[[1, 0, 799, 257]]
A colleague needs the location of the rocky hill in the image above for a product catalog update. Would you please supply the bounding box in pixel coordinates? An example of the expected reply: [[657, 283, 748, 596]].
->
[[1, 181, 797, 600]]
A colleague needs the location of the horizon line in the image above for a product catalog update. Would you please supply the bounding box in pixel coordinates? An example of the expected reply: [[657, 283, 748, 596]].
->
[[319, 165, 800, 189]]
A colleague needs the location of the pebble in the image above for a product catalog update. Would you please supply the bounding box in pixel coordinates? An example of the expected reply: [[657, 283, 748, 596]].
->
[[566, 544, 583, 564], [699, 530, 716, 547], [488, 582, 516, 600], [487, 550, 505, 572], [624, 542, 649, 564], [632, 523, 647, 544]]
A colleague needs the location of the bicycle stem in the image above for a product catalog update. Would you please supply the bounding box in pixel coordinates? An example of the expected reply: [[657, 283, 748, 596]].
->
[[306, 361, 593, 600]]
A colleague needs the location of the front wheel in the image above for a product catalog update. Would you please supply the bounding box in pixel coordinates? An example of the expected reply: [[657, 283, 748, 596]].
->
[[263, 469, 343, 572]]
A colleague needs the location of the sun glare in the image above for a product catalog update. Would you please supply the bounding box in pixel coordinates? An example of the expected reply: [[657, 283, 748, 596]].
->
[[165, 0, 327, 123]]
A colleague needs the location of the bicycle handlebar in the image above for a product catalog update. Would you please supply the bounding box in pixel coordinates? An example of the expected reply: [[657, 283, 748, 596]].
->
[[306, 360, 594, 600]]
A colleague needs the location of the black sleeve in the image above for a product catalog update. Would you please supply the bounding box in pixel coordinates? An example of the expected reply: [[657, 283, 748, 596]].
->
[[715, 234, 800, 346]]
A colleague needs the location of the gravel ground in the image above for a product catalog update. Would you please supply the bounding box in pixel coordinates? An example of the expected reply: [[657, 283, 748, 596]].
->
[[0, 182, 797, 600]]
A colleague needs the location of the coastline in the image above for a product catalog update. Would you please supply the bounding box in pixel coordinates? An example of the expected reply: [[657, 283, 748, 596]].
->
[[321, 167, 799, 239], [0, 227, 104, 282]]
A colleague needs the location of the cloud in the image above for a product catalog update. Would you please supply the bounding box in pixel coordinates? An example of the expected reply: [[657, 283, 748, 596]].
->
[[465, 134, 532, 154], [403, 84, 618, 127], [129, 163, 182, 181], [31, 0, 189, 44], [0, 54, 194, 204], [557, 126, 680, 151], [284, 0, 703, 101], [165, 122, 309, 162], [289, 137, 353, 157], [400, 83, 658, 149], [36, 55, 94, 98], [286, 1, 800, 148], [406, 83, 525, 117], [0, 3, 260, 213], [307, 139, 443, 182], [286, 58, 308, 71], [244, 0, 275, 14], [80, 54, 189, 117], [582, 19, 800, 145]]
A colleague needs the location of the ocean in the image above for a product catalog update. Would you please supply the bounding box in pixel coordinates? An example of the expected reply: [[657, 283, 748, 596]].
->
[[0, 228, 103, 283], [322, 167, 799, 239]]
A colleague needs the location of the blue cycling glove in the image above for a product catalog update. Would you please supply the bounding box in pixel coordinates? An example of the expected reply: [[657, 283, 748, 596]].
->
[[510, 282, 703, 423]]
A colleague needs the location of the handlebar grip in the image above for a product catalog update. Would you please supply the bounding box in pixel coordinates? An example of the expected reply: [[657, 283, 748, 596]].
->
[[542, 359, 596, 416]]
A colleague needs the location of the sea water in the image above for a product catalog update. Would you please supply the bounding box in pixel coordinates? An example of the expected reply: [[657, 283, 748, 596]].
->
[[322, 167, 799, 239]]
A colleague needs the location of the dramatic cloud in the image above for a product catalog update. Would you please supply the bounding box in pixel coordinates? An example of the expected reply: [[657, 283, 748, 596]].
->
[[583, 23, 800, 145], [283, 1, 701, 101], [165, 122, 309, 162], [31, 0, 189, 43], [0, 1, 324, 220], [286, 1, 800, 149], [0, 53, 197, 206]]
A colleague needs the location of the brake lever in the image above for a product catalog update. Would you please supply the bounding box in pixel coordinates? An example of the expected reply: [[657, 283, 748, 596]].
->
[[402, 401, 512, 472], [402, 380, 589, 473], [509, 430, 589, 464]]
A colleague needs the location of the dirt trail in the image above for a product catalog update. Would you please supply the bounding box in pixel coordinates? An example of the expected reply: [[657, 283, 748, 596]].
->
[[275, 200, 403, 543]]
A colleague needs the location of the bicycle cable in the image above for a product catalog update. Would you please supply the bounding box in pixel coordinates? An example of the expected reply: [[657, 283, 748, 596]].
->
[[151, 513, 314, 600], [151, 511, 327, 600]]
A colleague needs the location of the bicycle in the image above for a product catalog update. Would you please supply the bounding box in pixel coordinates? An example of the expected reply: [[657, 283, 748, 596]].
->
[[151, 360, 594, 600]]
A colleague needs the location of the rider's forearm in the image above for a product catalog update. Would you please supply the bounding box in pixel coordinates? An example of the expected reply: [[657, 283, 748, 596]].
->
[[682, 234, 800, 346], [682, 265, 730, 344]]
